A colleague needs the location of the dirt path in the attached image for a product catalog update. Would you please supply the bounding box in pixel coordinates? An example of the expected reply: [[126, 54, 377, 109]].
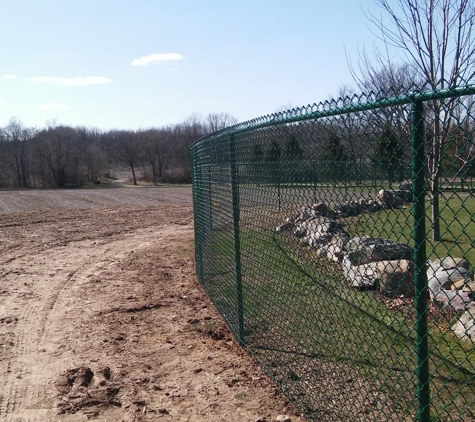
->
[[0, 187, 302, 422]]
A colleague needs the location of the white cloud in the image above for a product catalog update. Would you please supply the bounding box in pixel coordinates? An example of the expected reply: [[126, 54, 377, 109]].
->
[[0, 74, 18, 80], [28, 76, 112, 86], [131, 53, 184, 66], [39, 102, 70, 110]]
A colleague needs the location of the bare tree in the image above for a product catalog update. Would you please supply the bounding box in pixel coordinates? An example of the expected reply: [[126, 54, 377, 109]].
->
[[362, 0, 475, 240], [450, 96, 475, 180], [205, 112, 238, 133], [175, 115, 206, 182], [113, 130, 140, 185], [140, 129, 167, 185], [84, 143, 106, 183], [36, 125, 82, 187], [3, 117, 36, 187]]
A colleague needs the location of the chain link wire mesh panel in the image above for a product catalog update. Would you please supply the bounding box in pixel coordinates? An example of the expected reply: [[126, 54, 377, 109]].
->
[[190, 84, 475, 421]]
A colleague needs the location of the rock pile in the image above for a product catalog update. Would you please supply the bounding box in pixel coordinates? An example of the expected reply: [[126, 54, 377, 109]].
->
[[275, 199, 416, 296], [275, 189, 475, 341], [275, 202, 348, 262], [333, 187, 412, 217]]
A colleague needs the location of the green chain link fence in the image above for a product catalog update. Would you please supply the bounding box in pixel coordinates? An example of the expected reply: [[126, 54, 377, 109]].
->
[[190, 83, 475, 421]]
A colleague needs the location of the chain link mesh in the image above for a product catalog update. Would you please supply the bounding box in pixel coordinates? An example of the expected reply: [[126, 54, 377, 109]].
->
[[190, 84, 475, 421]]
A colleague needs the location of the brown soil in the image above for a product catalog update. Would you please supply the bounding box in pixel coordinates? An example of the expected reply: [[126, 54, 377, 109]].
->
[[0, 187, 304, 422]]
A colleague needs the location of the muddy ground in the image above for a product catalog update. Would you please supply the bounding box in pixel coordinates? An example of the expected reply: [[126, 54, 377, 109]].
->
[[0, 186, 304, 422]]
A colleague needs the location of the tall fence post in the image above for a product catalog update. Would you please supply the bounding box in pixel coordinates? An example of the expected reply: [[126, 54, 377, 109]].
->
[[192, 161, 204, 284], [208, 164, 213, 231], [277, 160, 282, 212], [229, 134, 245, 346], [313, 159, 317, 203], [411, 99, 430, 422]]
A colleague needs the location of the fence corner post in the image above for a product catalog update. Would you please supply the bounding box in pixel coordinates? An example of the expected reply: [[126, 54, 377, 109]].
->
[[411, 99, 430, 422]]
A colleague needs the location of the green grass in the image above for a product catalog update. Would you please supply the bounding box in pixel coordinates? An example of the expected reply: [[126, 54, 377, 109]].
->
[[345, 195, 475, 266], [198, 225, 475, 420]]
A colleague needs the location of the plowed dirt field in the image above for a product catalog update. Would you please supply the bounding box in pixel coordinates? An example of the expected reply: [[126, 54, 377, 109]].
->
[[0, 187, 303, 422]]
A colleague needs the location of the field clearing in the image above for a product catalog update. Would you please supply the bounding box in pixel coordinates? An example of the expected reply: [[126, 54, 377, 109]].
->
[[0, 186, 192, 214], [0, 186, 302, 422]]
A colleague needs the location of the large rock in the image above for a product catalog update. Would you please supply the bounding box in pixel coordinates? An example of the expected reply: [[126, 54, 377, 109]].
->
[[441, 257, 470, 271], [331, 232, 350, 250], [378, 189, 394, 206], [315, 247, 328, 258], [344, 236, 413, 266], [294, 203, 334, 224], [295, 216, 331, 238], [317, 243, 344, 262], [326, 232, 350, 262], [295, 216, 345, 244], [429, 266, 474, 311], [452, 306, 475, 342], [393, 189, 412, 203], [334, 202, 360, 217], [426, 259, 442, 280], [275, 218, 294, 232], [391, 195, 405, 208], [377, 260, 415, 298], [342, 256, 380, 288], [367, 201, 382, 212], [378, 189, 411, 207], [428, 267, 473, 299], [426, 257, 474, 310], [277, 203, 336, 234], [311, 202, 332, 217], [326, 244, 342, 262], [433, 289, 474, 311], [305, 231, 332, 248], [342, 257, 415, 297]]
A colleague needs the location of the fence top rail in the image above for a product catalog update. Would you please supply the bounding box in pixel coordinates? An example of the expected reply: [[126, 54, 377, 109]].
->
[[190, 84, 475, 152]]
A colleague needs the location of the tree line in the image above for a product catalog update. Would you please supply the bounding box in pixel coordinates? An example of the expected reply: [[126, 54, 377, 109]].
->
[[0, 112, 237, 188], [245, 91, 475, 184]]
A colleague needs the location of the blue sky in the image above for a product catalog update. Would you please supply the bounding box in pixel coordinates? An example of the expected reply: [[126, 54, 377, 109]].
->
[[0, 0, 384, 130]]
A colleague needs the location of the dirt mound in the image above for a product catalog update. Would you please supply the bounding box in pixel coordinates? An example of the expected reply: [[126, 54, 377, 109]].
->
[[56, 366, 121, 416]]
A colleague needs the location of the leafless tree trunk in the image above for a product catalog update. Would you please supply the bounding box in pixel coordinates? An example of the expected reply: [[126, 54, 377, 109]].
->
[[3, 117, 35, 188], [114, 131, 139, 185], [36, 125, 80, 188], [361, 0, 475, 240], [205, 112, 238, 133]]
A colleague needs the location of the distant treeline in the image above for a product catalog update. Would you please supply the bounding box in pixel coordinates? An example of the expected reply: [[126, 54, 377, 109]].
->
[[0, 112, 237, 188]]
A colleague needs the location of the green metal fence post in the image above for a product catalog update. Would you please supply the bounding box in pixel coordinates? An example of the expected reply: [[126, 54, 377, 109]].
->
[[208, 164, 213, 231], [277, 160, 282, 212], [229, 134, 245, 346], [313, 159, 317, 203], [192, 161, 204, 284], [411, 99, 430, 422]]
